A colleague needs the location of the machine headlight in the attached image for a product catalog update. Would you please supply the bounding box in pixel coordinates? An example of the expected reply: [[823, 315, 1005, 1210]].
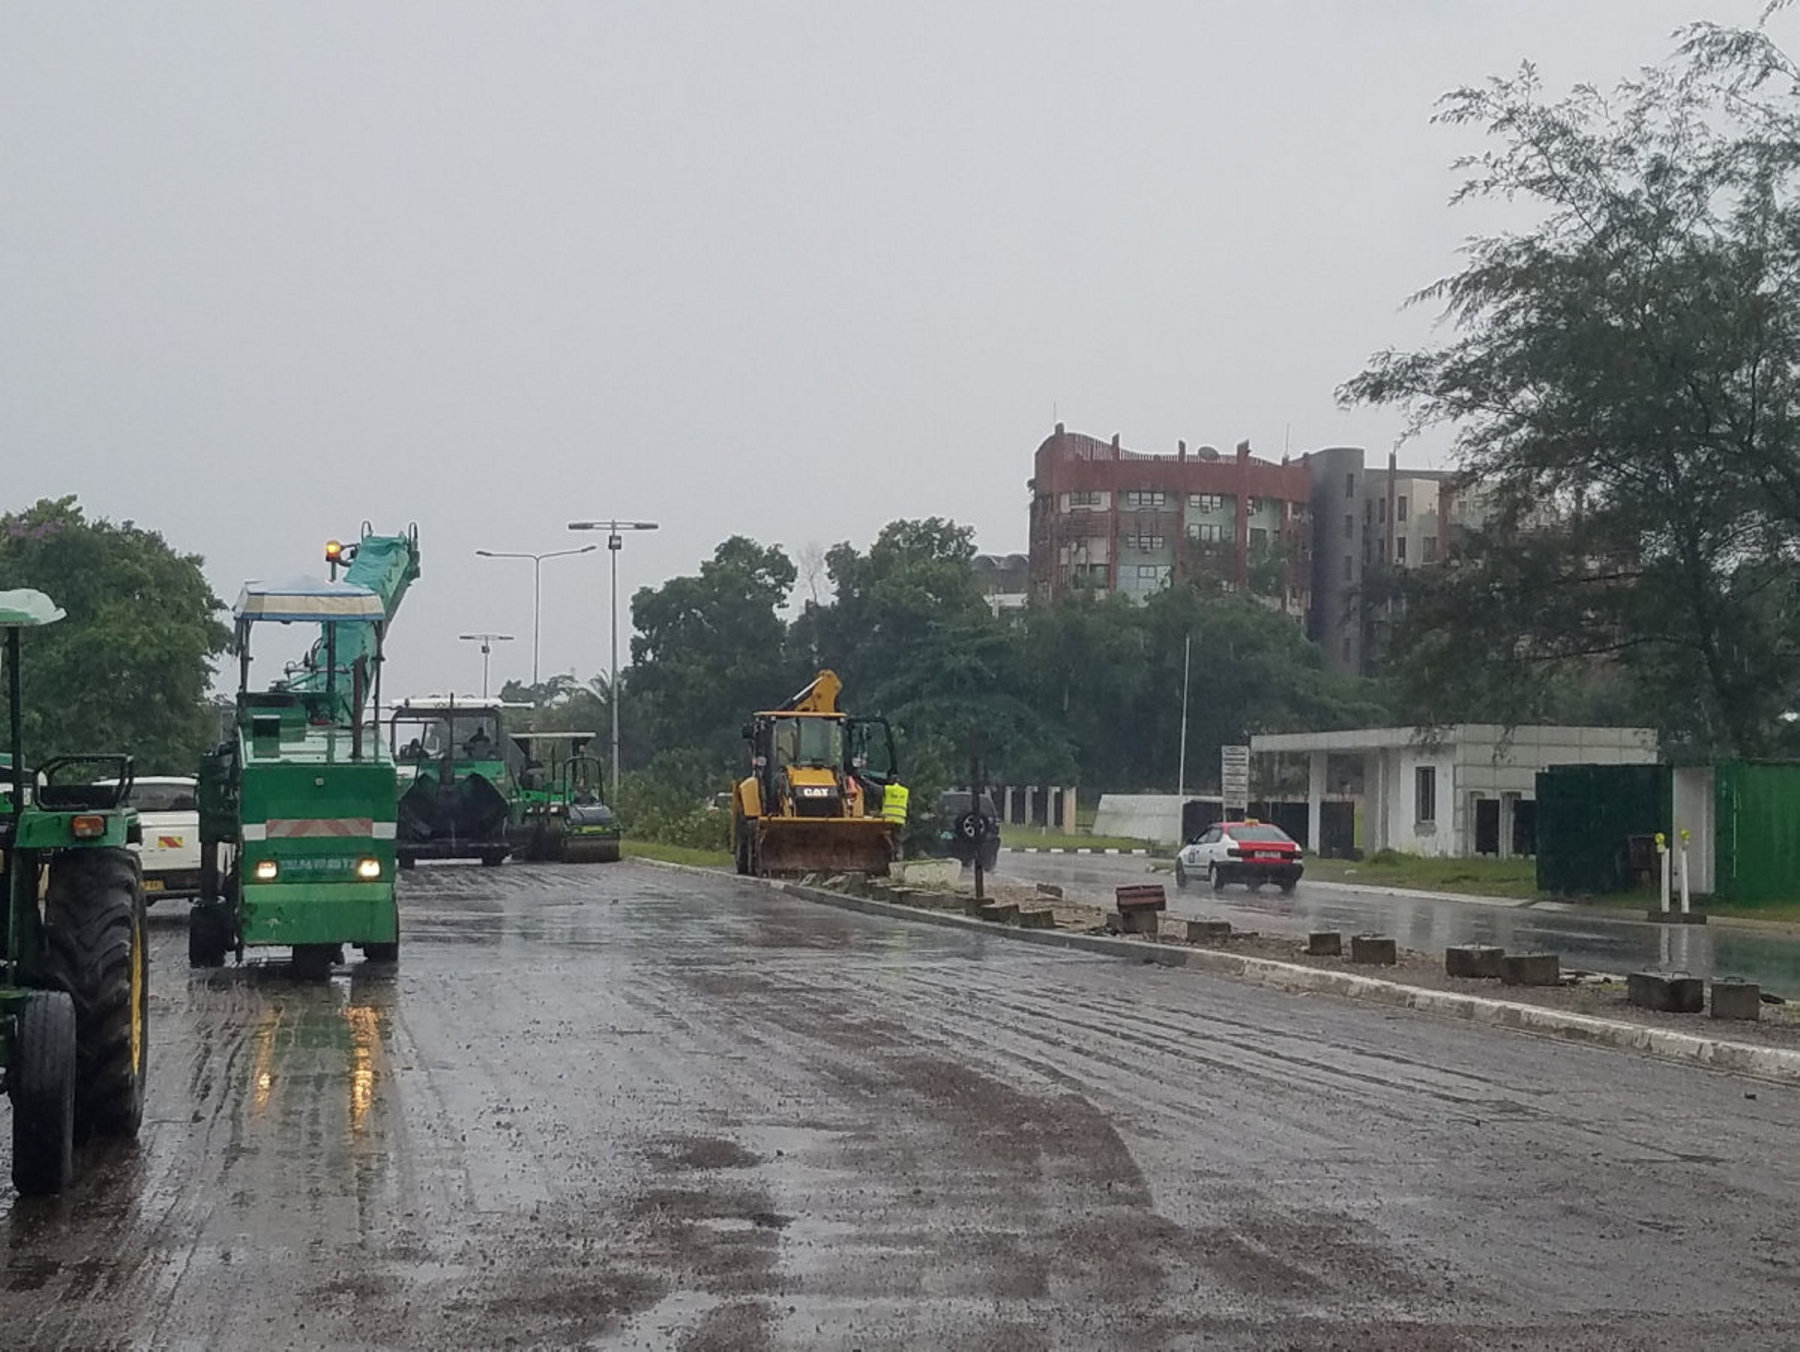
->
[[70, 814, 106, 839], [253, 859, 279, 881], [356, 857, 382, 880]]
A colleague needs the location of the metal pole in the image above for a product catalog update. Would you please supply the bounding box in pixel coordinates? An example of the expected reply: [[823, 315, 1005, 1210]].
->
[[610, 532, 621, 806], [481, 641, 491, 700], [531, 557, 542, 687], [7, 630, 24, 822], [565, 519, 656, 807], [1177, 633, 1191, 800]]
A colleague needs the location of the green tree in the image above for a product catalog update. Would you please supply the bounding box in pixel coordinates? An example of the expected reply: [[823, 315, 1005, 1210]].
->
[[800, 518, 1074, 787], [1342, 15, 1800, 755], [628, 537, 804, 768], [1, 497, 230, 772]]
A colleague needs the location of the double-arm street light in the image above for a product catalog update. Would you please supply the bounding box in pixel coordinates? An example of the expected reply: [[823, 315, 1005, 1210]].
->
[[457, 632, 515, 699], [474, 544, 599, 686], [566, 519, 659, 803]]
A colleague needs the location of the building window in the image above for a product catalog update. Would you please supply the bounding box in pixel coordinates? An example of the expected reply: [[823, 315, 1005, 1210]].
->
[[1345, 472, 1355, 497], [1186, 522, 1224, 543], [1378, 498, 1387, 524], [1248, 496, 1262, 514], [1343, 513, 1354, 539], [1423, 535, 1439, 563], [1124, 534, 1165, 551], [1342, 554, 1353, 581], [1249, 526, 1268, 549], [1395, 537, 1407, 564], [1066, 490, 1101, 510], [1415, 765, 1437, 823], [1123, 490, 1167, 509], [1397, 494, 1409, 521], [1342, 636, 1352, 662]]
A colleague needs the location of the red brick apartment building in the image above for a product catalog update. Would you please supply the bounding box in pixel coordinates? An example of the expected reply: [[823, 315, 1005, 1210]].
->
[[1026, 425, 1313, 618]]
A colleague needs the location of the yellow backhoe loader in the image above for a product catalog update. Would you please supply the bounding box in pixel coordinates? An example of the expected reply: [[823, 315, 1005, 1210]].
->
[[732, 670, 905, 877]]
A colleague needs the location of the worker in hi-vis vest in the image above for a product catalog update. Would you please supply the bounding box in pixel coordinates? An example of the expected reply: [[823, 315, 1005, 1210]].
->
[[880, 781, 909, 828]]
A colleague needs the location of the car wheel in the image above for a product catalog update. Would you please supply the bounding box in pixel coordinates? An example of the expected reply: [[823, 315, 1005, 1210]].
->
[[1174, 861, 1189, 889], [1207, 863, 1224, 892], [1279, 879, 1297, 896]]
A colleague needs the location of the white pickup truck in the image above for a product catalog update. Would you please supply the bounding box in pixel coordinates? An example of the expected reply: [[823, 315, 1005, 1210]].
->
[[120, 775, 204, 903]]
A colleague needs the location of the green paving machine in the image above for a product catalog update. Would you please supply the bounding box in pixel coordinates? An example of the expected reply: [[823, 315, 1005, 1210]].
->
[[1, 590, 149, 1195], [509, 731, 621, 863], [191, 527, 421, 977]]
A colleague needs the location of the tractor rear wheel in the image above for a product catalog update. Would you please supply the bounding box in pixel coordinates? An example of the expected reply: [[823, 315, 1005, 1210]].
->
[[43, 848, 147, 1141], [733, 817, 751, 875], [291, 944, 340, 980], [10, 990, 77, 1196], [188, 901, 232, 968], [362, 941, 399, 963]]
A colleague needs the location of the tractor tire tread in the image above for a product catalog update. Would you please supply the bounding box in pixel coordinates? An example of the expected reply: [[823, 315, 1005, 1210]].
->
[[10, 991, 77, 1196], [41, 848, 146, 1141]]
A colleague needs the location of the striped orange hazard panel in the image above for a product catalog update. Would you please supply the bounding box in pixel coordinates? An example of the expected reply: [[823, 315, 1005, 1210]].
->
[[242, 819, 396, 841], [157, 835, 184, 849], [268, 818, 372, 838]]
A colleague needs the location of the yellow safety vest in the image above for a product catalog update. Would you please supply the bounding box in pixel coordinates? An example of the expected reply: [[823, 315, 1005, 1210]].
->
[[880, 782, 909, 825]]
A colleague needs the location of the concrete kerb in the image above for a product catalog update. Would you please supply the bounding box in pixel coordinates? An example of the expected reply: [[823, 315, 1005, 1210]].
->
[[637, 859, 1800, 1086]]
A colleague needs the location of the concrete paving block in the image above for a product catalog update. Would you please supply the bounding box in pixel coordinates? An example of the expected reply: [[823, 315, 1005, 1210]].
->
[[1306, 931, 1342, 957], [1017, 908, 1056, 929], [978, 902, 1021, 925], [1711, 979, 1762, 1022], [1501, 953, 1562, 987], [1446, 944, 1506, 979], [1349, 934, 1397, 966], [962, 897, 992, 918], [1035, 883, 1064, 899], [895, 858, 962, 889], [1186, 919, 1233, 945], [1115, 907, 1160, 936], [1627, 970, 1704, 1013]]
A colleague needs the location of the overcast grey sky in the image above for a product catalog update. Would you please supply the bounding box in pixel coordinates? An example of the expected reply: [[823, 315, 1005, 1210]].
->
[[1, 1, 1766, 697]]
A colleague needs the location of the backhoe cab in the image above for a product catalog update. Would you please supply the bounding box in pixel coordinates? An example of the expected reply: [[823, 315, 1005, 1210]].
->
[[1, 589, 149, 1197], [732, 670, 904, 877]]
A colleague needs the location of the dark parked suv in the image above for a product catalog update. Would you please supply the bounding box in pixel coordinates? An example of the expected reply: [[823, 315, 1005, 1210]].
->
[[928, 790, 1000, 871]]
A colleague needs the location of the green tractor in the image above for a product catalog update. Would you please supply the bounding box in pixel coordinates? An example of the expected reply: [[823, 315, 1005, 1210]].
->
[[1, 590, 149, 1196], [509, 732, 621, 864]]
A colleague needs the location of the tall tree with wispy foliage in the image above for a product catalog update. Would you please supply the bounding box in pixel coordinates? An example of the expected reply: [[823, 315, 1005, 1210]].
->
[[1342, 8, 1800, 755]]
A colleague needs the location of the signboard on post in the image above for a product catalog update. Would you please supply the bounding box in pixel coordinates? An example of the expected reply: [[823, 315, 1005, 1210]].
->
[[1221, 744, 1251, 817]]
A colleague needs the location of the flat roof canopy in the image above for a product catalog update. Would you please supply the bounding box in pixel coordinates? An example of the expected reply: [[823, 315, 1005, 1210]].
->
[[235, 577, 385, 623]]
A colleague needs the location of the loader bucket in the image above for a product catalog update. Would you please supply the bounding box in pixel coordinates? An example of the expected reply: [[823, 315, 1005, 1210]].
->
[[753, 817, 895, 877]]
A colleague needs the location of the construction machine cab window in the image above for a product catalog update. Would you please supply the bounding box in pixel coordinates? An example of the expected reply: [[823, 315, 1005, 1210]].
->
[[779, 718, 843, 770]]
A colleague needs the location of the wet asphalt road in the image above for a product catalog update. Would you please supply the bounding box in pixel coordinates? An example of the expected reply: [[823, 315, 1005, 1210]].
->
[[997, 851, 1800, 997], [6, 862, 1800, 1349]]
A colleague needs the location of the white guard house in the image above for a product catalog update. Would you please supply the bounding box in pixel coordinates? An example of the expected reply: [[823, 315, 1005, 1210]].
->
[[1250, 725, 1658, 859]]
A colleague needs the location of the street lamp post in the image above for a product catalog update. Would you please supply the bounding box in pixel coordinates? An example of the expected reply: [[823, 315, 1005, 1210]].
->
[[457, 632, 514, 699], [567, 519, 658, 803], [474, 545, 599, 686]]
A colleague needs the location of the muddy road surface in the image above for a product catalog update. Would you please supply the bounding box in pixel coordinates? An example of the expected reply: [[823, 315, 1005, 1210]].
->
[[5, 862, 1800, 1349]]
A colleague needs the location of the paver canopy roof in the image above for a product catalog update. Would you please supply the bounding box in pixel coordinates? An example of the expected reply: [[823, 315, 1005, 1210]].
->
[[234, 577, 385, 623]]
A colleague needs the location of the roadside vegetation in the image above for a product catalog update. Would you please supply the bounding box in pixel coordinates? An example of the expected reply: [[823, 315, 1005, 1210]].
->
[[1303, 852, 1540, 900]]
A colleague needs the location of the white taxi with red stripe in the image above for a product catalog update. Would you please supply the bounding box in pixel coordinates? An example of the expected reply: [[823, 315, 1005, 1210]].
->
[[1175, 820, 1304, 895]]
